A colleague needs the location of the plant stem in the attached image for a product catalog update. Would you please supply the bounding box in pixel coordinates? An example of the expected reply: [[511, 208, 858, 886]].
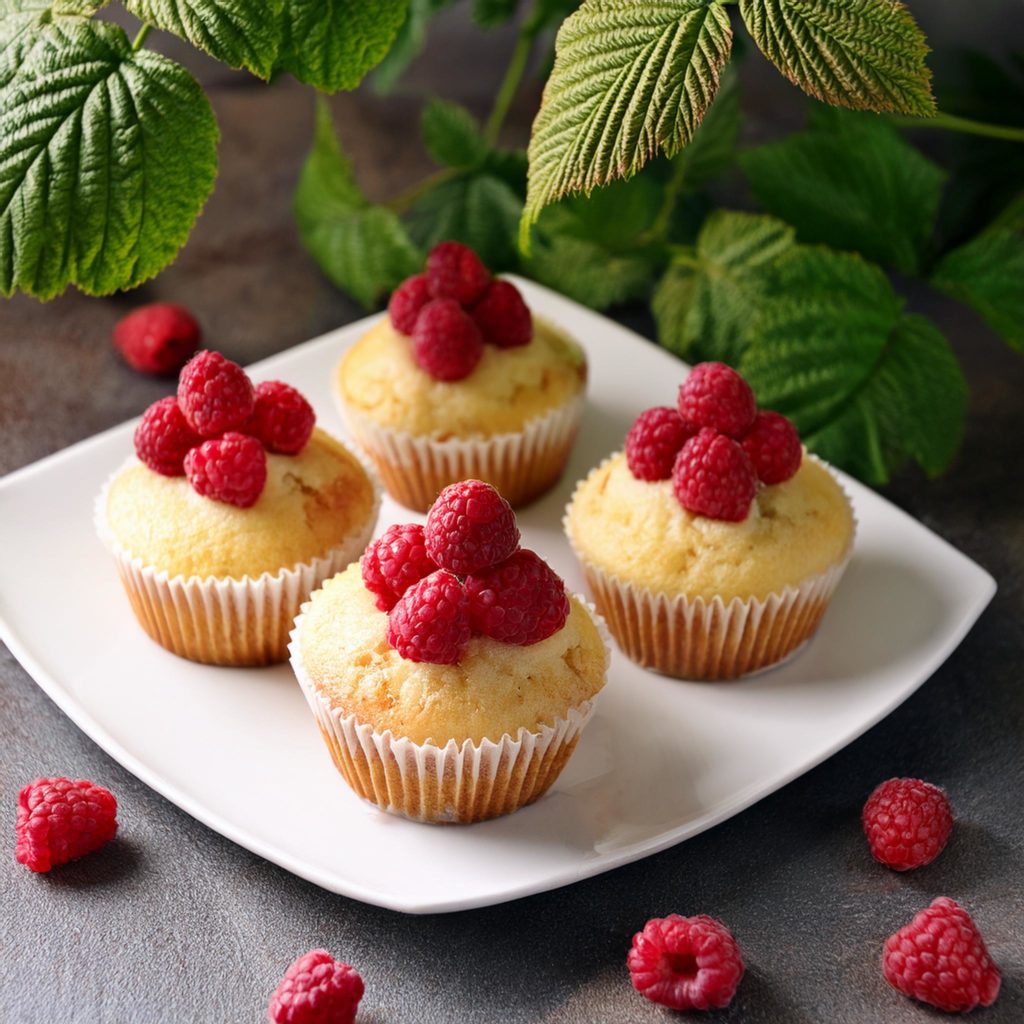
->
[[386, 167, 461, 215], [484, 24, 534, 145], [891, 110, 1024, 143], [131, 24, 152, 51]]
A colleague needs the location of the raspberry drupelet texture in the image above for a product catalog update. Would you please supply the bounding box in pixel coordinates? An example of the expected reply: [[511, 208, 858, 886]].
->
[[15, 777, 118, 873], [466, 549, 569, 646], [628, 914, 745, 1011], [246, 381, 316, 455], [471, 279, 533, 348], [267, 949, 364, 1024], [672, 428, 757, 522], [113, 302, 201, 376], [425, 480, 520, 575], [883, 897, 1000, 1013], [741, 410, 802, 485], [862, 777, 954, 871], [412, 299, 484, 382], [387, 569, 471, 664], [625, 406, 692, 481], [177, 349, 255, 437], [184, 432, 267, 508], [361, 524, 438, 612], [388, 273, 433, 335], [134, 396, 201, 476], [677, 362, 756, 439], [426, 240, 490, 306]]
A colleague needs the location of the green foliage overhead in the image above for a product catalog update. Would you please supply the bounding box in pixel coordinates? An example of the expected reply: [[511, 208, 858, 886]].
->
[[421, 98, 487, 169]]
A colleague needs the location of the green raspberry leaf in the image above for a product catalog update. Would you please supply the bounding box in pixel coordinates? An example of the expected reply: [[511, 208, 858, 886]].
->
[[421, 98, 487, 170], [0, 16, 217, 299], [521, 0, 733, 245], [737, 0, 935, 116], [295, 99, 422, 307], [674, 64, 741, 191]]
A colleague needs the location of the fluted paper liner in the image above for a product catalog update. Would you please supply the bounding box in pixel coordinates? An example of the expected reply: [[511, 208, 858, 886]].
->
[[94, 456, 380, 667]]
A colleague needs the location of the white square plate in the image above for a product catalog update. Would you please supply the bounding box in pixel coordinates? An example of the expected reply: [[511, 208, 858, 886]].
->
[[0, 279, 995, 913]]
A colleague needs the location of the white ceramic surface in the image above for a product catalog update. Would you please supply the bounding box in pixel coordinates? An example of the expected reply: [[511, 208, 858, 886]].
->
[[0, 278, 996, 913]]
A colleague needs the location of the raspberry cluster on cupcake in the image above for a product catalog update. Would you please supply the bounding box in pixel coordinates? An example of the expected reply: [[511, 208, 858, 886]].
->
[[289, 480, 608, 823], [335, 241, 586, 511], [566, 362, 855, 680]]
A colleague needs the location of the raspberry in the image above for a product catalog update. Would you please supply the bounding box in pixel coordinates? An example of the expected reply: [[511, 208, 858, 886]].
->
[[862, 777, 954, 871], [133, 396, 201, 476], [388, 273, 432, 335], [625, 406, 692, 481], [677, 362, 756, 438], [246, 381, 316, 455], [177, 349, 255, 437], [411, 299, 483, 382], [883, 897, 1000, 1013], [387, 570, 471, 664], [741, 409, 802, 485], [425, 479, 519, 575], [466, 549, 569, 645], [15, 777, 118, 873], [426, 240, 490, 306], [184, 432, 267, 508], [361, 524, 437, 612], [470, 279, 532, 348], [113, 302, 200, 376], [628, 914, 744, 1011], [672, 428, 757, 522], [267, 949, 364, 1024]]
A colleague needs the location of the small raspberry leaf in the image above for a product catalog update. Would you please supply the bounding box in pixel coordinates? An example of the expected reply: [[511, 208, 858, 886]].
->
[[421, 98, 487, 169]]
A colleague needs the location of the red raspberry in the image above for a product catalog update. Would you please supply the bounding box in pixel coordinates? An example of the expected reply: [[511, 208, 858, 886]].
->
[[133, 396, 201, 476], [628, 914, 745, 1011], [361, 524, 437, 612], [466, 549, 569, 645], [411, 299, 483, 382], [883, 897, 1001, 1013], [387, 569, 471, 664], [862, 777, 954, 871], [741, 410, 802, 485], [470, 279, 532, 348], [246, 381, 316, 455], [426, 240, 490, 306], [184, 432, 267, 508], [625, 406, 692, 481], [177, 349, 255, 437], [388, 273, 432, 335], [15, 777, 118, 873], [672, 428, 757, 522], [425, 479, 520, 575], [113, 302, 200, 376], [267, 949, 364, 1024], [677, 362, 756, 438]]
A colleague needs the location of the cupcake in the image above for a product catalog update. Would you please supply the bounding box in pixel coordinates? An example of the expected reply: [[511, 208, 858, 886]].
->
[[290, 480, 608, 823], [565, 363, 854, 680], [96, 351, 379, 666], [335, 241, 586, 511]]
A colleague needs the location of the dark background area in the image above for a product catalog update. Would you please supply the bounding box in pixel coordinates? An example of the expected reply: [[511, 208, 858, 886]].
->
[[2, 3, 1022, 1021]]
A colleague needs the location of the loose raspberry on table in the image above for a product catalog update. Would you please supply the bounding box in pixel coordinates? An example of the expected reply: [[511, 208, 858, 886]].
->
[[466, 549, 569, 646], [625, 406, 692, 481], [677, 362, 756, 439], [246, 381, 316, 455], [672, 428, 757, 522], [361, 524, 438, 612], [113, 302, 201, 376], [425, 480, 519, 575], [387, 570, 471, 664], [425, 240, 490, 306], [133, 396, 201, 476], [470, 279, 532, 348], [184, 432, 267, 508], [412, 299, 483, 382], [883, 897, 1000, 1013], [628, 914, 744, 1011], [15, 777, 118, 873], [862, 777, 954, 871], [267, 949, 364, 1024], [388, 273, 432, 335], [177, 349, 255, 437], [741, 410, 802, 485]]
